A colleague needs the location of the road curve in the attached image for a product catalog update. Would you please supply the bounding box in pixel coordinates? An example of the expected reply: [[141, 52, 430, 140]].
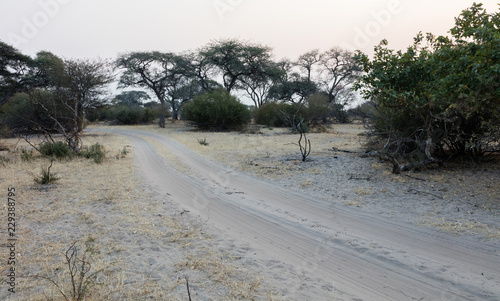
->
[[91, 128, 500, 300]]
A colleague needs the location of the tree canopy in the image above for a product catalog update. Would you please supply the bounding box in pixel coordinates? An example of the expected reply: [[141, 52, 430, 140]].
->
[[0, 41, 35, 109]]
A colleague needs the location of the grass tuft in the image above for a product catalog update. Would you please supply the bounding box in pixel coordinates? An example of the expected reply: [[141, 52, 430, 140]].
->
[[80, 142, 107, 163]]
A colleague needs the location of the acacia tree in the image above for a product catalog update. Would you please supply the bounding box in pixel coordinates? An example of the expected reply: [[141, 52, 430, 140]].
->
[[114, 90, 150, 107], [116, 52, 172, 127], [268, 58, 318, 104], [187, 51, 221, 93], [354, 3, 500, 166], [0, 41, 36, 109], [116, 51, 201, 124], [237, 61, 284, 107], [268, 51, 323, 104], [199, 39, 276, 94]]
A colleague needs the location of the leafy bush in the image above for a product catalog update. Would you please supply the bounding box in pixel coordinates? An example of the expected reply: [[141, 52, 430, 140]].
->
[[354, 4, 500, 163], [34, 161, 59, 185], [112, 105, 142, 124], [39, 141, 71, 158], [253, 102, 307, 127], [80, 143, 106, 163], [107, 105, 156, 125], [182, 90, 251, 131], [305, 93, 330, 125]]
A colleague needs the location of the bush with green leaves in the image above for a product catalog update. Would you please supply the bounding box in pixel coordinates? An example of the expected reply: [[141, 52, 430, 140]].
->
[[80, 143, 107, 163], [104, 105, 156, 125], [38, 141, 71, 158], [305, 93, 330, 125], [354, 3, 500, 163], [34, 160, 59, 185], [182, 90, 251, 130]]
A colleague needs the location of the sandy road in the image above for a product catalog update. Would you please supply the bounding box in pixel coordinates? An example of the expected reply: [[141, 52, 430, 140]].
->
[[93, 128, 500, 300]]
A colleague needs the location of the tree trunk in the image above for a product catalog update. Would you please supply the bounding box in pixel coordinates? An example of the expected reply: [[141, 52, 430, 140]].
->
[[158, 103, 166, 128], [71, 102, 80, 151]]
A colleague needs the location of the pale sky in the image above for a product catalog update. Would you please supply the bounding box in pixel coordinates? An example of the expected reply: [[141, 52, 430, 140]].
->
[[1, 0, 498, 62]]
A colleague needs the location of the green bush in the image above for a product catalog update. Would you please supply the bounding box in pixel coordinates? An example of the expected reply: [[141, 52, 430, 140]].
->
[[34, 163, 59, 185], [253, 102, 308, 128], [182, 90, 251, 131], [354, 4, 500, 161], [105, 105, 155, 125], [305, 93, 330, 125], [80, 143, 107, 163], [112, 105, 143, 125], [38, 141, 71, 158]]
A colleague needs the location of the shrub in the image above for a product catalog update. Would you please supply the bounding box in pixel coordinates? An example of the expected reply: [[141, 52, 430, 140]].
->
[[182, 90, 251, 131], [34, 161, 59, 185], [305, 93, 330, 125], [354, 4, 500, 164], [253, 102, 307, 128], [38, 141, 71, 158], [80, 143, 106, 163], [111, 105, 143, 125]]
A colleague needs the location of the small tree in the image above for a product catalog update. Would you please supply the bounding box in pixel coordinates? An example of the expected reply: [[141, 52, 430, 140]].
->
[[24, 54, 113, 151], [296, 120, 311, 162]]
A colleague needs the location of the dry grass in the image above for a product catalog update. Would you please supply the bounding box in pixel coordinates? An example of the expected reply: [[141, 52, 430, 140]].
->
[[175, 248, 263, 300], [0, 132, 276, 300], [117, 122, 367, 183], [419, 216, 500, 239]]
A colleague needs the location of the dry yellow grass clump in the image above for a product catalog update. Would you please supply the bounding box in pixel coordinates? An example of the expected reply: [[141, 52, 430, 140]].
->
[[0, 133, 274, 300]]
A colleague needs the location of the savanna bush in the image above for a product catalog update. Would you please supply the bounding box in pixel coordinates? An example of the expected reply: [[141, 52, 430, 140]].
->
[[182, 90, 251, 131], [354, 3, 500, 162], [38, 141, 71, 158], [305, 93, 330, 125], [108, 105, 156, 125], [253, 102, 307, 127], [80, 143, 107, 163]]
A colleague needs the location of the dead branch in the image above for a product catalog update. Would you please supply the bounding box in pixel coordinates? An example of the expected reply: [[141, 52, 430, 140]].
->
[[360, 150, 441, 174], [408, 188, 443, 199], [297, 124, 311, 162], [185, 276, 192, 301], [331, 147, 360, 154]]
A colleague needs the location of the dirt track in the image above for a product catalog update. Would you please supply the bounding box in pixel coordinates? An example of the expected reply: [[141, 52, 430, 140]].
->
[[93, 127, 500, 300]]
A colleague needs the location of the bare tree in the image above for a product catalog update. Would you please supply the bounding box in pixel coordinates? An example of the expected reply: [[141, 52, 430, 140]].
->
[[318, 47, 361, 122], [296, 49, 322, 84]]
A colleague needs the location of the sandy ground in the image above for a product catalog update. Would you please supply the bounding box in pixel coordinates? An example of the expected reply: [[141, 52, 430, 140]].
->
[[1, 122, 499, 300], [112, 122, 500, 241]]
